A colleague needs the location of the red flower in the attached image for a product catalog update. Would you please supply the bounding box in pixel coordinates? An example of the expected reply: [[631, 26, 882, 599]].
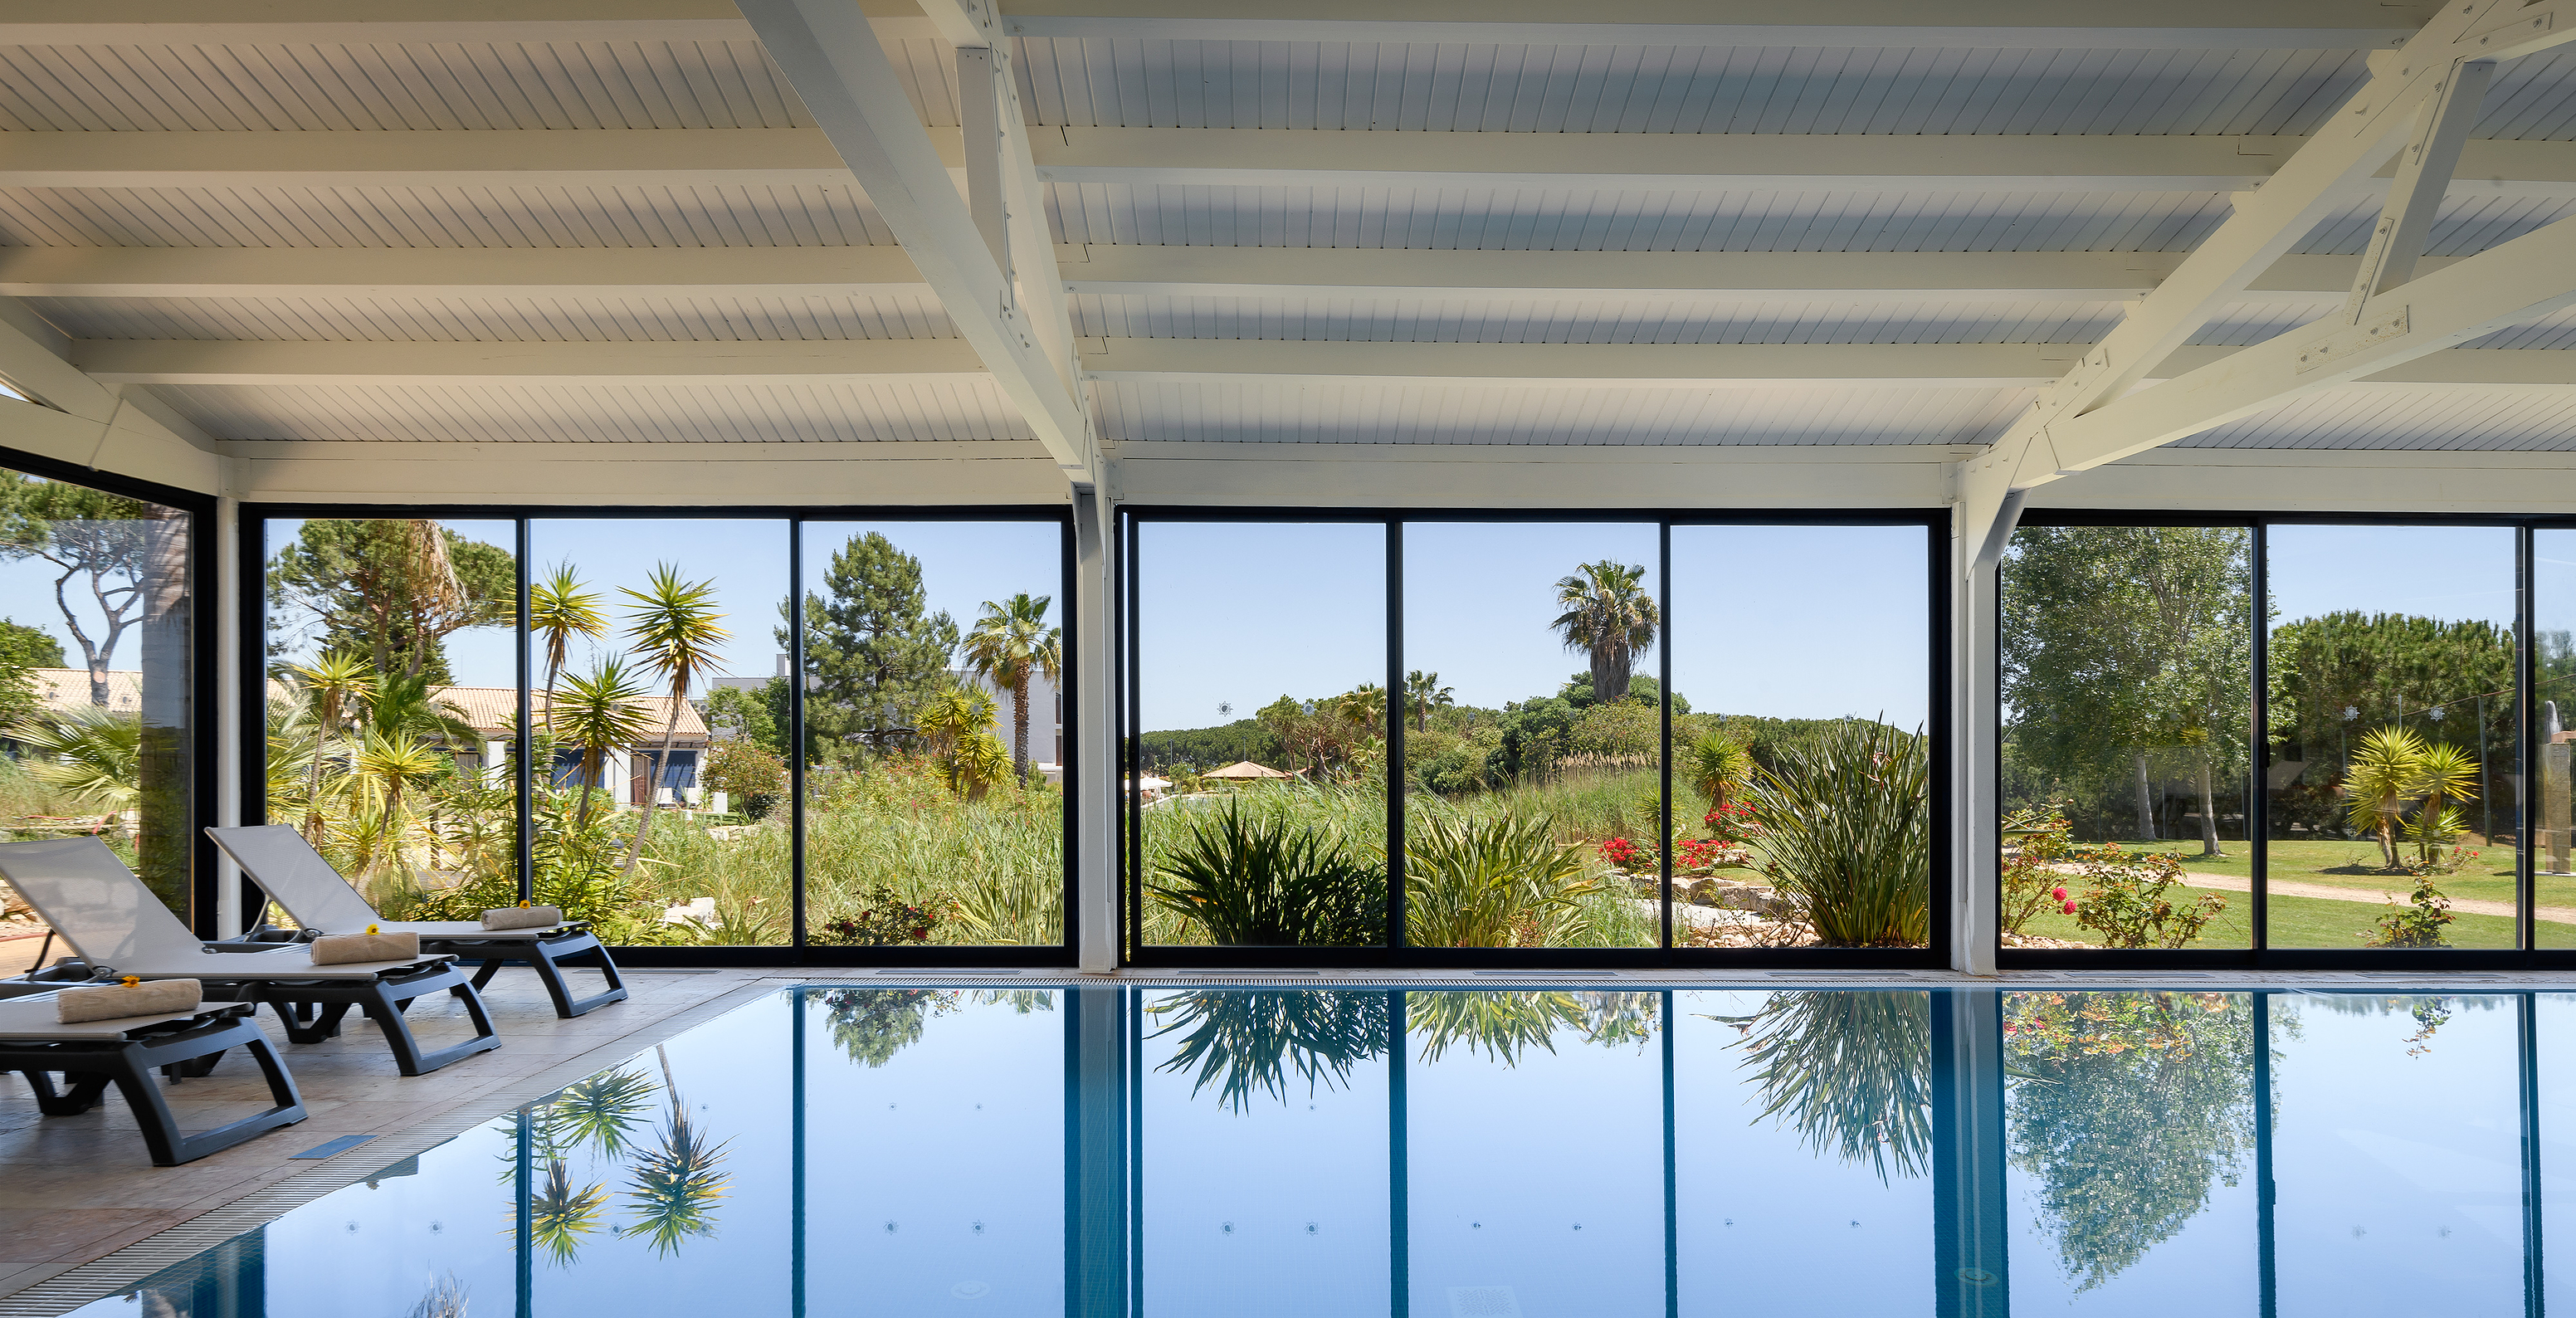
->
[[2050, 886, 2066, 901], [2061, 900, 2077, 915]]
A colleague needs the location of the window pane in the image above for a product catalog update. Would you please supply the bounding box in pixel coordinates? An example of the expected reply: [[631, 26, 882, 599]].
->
[[528, 520, 788, 946], [2534, 532, 2576, 949], [265, 517, 517, 925], [795, 520, 1067, 948], [1134, 520, 1387, 949], [2268, 525, 2518, 949], [1998, 525, 2254, 952], [1403, 522, 1659, 949], [0, 471, 193, 918], [1676, 525, 1934, 950]]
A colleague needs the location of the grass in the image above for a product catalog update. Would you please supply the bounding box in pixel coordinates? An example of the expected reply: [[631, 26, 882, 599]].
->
[[2013, 881, 2520, 950]]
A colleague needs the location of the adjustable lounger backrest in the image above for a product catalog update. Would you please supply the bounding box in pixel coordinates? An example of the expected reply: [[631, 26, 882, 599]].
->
[[0, 837, 208, 970], [204, 824, 381, 934]]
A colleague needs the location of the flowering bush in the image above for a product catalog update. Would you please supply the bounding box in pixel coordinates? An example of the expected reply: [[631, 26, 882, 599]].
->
[[1599, 837, 1652, 872], [1703, 800, 1764, 847], [2363, 875, 2454, 948], [1674, 837, 1749, 874], [808, 881, 945, 946], [1999, 808, 2075, 936], [2073, 850, 2223, 949]]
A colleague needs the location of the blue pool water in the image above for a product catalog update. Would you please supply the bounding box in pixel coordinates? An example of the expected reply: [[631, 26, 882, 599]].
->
[[61, 985, 2576, 1316]]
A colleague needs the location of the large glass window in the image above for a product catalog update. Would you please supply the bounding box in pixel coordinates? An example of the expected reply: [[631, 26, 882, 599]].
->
[[1132, 520, 1388, 951], [264, 517, 515, 924], [1404, 521, 1660, 949], [2268, 525, 2519, 950], [1676, 525, 1934, 950], [527, 520, 789, 947], [797, 520, 1068, 949], [0, 467, 196, 919], [1999, 523, 2255, 952]]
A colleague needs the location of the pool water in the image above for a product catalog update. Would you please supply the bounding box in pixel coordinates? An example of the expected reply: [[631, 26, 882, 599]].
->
[[64, 985, 2576, 1316]]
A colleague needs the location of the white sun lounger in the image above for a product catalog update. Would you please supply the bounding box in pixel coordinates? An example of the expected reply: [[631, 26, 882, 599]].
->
[[207, 825, 628, 1019], [0, 993, 305, 1164], [0, 837, 500, 1076]]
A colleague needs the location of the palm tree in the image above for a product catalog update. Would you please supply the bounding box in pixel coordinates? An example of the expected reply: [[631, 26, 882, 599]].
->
[[1550, 560, 1659, 705], [1339, 682, 1387, 736], [963, 593, 1061, 779], [287, 652, 376, 844], [530, 563, 607, 739], [1404, 669, 1454, 733], [618, 1045, 732, 1257], [2344, 726, 2427, 870], [618, 565, 729, 871], [1686, 729, 1754, 814], [2408, 740, 2481, 866], [529, 1156, 610, 1267], [7, 706, 141, 812], [344, 727, 449, 894], [552, 657, 657, 827], [542, 1066, 657, 1160]]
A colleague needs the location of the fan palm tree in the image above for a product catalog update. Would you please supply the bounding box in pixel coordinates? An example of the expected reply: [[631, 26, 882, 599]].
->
[[287, 651, 376, 844], [618, 1046, 732, 1257], [963, 593, 1061, 779], [1551, 560, 1659, 705], [552, 657, 658, 827], [6, 706, 140, 811], [1339, 682, 1387, 737], [530, 563, 607, 737], [619, 565, 729, 871], [918, 683, 998, 758], [1404, 670, 1454, 733]]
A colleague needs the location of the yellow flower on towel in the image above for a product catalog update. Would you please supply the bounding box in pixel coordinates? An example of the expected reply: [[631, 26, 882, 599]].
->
[[120, 975, 140, 988], [365, 923, 381, 935]]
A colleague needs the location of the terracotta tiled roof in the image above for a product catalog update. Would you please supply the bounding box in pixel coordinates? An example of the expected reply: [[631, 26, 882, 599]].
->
[[43, 671, 705, 745]]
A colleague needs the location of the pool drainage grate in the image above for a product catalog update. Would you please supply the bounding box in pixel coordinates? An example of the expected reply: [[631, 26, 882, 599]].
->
[[0, 1133, 455, 1317]]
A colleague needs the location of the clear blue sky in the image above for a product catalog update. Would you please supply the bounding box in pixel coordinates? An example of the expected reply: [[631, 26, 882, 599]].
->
[[1134, 520, 1934, 733], [2266, 524, 2517, 629], [260, 517, 1062, 699]]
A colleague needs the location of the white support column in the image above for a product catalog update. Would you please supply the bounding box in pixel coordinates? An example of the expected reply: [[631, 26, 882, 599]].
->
[[1952, 505, 2000, 976], [1072, 486, 1119, 972], [212, 494, 242, 938]]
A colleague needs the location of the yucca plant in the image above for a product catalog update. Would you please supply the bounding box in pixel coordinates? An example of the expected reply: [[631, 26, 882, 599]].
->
[[543, 1067, 657, 1160], [1686, 729, 1754, 813], [617, 1047, 731, 1257], [2344, 726, 2427, 869], [1745, 720, 1930, 947], [1403, 810, 1597, 948], [2408, 740, 2481, 867], [1710, 990, 1934, 1184], [1146, 989, 1389, 1111], [1408, 990, 1586, 1066], [529, 1156, 610, 1267], [1149, 801, 1387, 946]]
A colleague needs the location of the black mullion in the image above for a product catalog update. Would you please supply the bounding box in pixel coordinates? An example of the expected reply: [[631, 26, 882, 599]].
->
[[1658, 522, 1673, 954], [788, 517, 807, 954], [1389, 988, 1409, 1318], [515, 518, 533, 903], [1661, 988, 1677, 1316], [1388, 520, 1406, 953], [2522, 525, 2539, 955], [2256, 991, 2276, 1318], [2522, 991, 2544, 1314], [2251, 521, 2270, 952], [1125, 510, 1143, 964]]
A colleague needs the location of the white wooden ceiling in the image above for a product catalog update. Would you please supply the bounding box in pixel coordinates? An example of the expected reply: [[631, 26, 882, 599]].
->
[[3, 0, 2574, 462]]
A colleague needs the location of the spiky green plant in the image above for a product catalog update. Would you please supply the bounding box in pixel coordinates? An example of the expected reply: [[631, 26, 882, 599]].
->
[[529, 1157, 610, 1267], [5, 705, 139, 809], [1402, 810, 1596, 948], [1745, 720, 1930, 947], [1686, 728, 1754, 813], [1146, 989, 1390, 1111], [1149, 800, 1386, 946], [1408, 990, 1588, 1066], [2344, 725, 2427, 869], [619, 564, 729, 871], [543, 1067, 657, 1160], [617, 1047, 731, 1257], [1710, 990, 1934, 1184]]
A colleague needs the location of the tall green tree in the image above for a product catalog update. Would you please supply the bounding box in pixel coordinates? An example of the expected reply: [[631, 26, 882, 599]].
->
[[2002, 526, 2252, 854], [963, 593, 1061, 778], [267, 519, 512, 683], [0, 618, 66, 733], [0, 472, 149, 705], [530, 564, 607, 740], [787, 532, 958, 760], [1551, 560, 1659, 706], [2271, 611, 2514, 779], [619, 565, 729, 870], [1405, 669, 1454, 733]]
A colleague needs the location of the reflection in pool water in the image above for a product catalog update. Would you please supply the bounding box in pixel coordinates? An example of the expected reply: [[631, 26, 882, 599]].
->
[[66, 986, 2573, 1316]]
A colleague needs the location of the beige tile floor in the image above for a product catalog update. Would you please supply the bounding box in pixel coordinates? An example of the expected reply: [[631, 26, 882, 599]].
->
[[0, 964, 804, 1301]]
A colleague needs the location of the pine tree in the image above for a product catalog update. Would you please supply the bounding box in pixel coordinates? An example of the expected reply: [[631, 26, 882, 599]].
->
[[787, 532, 959, 760]]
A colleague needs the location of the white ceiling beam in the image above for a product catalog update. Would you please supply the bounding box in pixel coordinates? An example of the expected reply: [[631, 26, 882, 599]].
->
[[0, 300, 223, 491], [73, 338, 988, 385], [223, 438, 1066, 505], [735, 0, 1095, 485], [69, 336, 2574, 388], [0, 0, 946, 44], [1, 244, 2454, 308], [17, 128, 2576, 199]]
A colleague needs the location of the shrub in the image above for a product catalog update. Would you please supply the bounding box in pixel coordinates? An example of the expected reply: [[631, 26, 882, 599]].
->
[[1745, 720, 1930, 947], [2364, 876, 2454, 948], [1404, 811, 1598, 948], [1149, 801, 1386, 946], [1999, 804, 2076, 937], [701, 739, 785, 808], [809, 882, 946, 946], [2071, 849, 2223, 949]]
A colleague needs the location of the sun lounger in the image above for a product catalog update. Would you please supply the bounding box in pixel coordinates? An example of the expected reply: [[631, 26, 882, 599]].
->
[[0, 994, 305, 1165], [207, 826, 628, 1019], [0, 838, 501, 1076]]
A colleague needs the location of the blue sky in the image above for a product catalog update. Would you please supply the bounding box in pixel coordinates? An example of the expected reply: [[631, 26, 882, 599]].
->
[[1134, 520, 1932, 733], [2266, 524, 2517, 629]]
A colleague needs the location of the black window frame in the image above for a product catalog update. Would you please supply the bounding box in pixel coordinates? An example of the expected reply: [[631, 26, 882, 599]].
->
[[240, 502, 1080, 968], [1998, 509, 2564, 970], [1120, 505, 1951, 969]]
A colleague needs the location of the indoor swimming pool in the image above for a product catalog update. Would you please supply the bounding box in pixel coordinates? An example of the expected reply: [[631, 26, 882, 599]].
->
[[67, 984, 2574, 1316]]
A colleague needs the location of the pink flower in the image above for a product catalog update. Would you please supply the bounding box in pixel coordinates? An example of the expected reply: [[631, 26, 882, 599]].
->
[[2061, 900, 2077, 914], [2050, 886, 2066, 901]]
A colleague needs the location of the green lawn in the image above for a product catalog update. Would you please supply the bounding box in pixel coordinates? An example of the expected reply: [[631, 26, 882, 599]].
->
[[2012, 888, 2520, 950], [2011, 835, 2529, 949]]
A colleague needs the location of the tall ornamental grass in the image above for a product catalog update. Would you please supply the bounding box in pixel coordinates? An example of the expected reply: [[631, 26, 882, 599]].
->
[[1744, 721, 1930, 947]]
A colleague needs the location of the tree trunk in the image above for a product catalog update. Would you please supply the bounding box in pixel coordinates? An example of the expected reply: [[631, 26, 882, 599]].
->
[[135, 510, 191, 919], [621, 705, 684, 871], [1010, 675, 1031, 779], [2134, 753, 2156, 841], [2196, 756, 2222, 857]]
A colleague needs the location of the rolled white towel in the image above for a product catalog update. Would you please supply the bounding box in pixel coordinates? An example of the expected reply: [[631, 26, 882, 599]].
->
[[57, 977, 202, 1023], [481, 905, 564, 931], [310, 930, 421, 964]]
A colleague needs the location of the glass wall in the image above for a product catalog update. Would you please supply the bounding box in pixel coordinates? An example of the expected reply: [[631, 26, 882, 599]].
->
[[1127, 514, 1940, 959], [0, 466, 196, 919], [1999, 523, 2255, 951], [2535, 531, 2576, 949], [1676, 525, 1934, 949], [1132, 520, 1388, 950], [1404, 522, 1660, 949], [263, 517, 515, 922], [798, 520, 1068, 949]]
